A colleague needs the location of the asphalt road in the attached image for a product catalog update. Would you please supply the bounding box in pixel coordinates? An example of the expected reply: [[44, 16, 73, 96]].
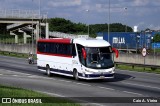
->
[[0, 55, 160, 106]]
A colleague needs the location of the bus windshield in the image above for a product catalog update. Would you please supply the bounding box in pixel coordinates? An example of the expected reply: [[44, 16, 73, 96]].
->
[[85, 47, 114, 69]]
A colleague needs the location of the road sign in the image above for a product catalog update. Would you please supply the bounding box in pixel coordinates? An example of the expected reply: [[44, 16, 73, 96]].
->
[[142, 48, 147, 57]]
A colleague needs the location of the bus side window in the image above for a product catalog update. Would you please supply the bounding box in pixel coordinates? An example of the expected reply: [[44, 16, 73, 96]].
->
[[38, 42, 46, 53], [72, 44, 76, 57], [49, 43, 56, 54], [77, 44, 85, 65], [46, 43, 50, 53]]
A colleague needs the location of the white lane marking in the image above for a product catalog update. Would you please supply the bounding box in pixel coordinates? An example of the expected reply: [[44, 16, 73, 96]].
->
[[27, 75, 39, 78], [74, 82, 91, 87], [98, 86, 115, 91], [27, 75, 55, 80], [38, 91, 105, 106], [0, 74, 3, 75], [38, 91, 65, 97], [0, 69, 32, 76], [58, 79, 72, 83], [12, 75, 18, 76], [123, 91, 143, 96], [122, 82, 160, 90], [98, 86, 143, 96]]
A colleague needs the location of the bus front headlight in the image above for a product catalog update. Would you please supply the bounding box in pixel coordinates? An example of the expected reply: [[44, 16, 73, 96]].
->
[[108, 70, 113, 74], [85, 69, 94, 73]]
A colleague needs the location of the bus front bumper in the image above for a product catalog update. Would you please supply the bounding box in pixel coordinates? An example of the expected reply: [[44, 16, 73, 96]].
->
[[79, 73, 114, 80]]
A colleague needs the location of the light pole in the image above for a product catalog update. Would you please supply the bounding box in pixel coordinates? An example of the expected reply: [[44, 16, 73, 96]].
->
[[31, 13, 34, 54], [39, 0, 41, 38], [108, 0, 110, 42], [39, 0, 41, 18], [86, 9, 89, 36], [124, 7, 127, 32], [151, 37, 155, 56]]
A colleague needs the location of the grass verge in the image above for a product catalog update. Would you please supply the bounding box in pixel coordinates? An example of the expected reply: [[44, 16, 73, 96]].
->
[[0, 51, 37, 59], [0, 51, 28, 58], [116, 64, 160, 74], [0, 85, 80, 106]]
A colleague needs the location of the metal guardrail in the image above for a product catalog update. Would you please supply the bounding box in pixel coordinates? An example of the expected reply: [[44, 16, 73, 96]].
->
[[49, 31, 78, 39], [49, 31, 91, 39], [0, 9, 47, 19], [115, 62, 160, 70]]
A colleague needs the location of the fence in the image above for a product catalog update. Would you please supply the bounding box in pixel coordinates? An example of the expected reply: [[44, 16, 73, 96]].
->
[[0, 9, 47, 19]]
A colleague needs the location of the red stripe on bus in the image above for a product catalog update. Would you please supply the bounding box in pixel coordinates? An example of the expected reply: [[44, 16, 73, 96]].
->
[[37, 52, 72, 58], [38, 39, 71, 44]]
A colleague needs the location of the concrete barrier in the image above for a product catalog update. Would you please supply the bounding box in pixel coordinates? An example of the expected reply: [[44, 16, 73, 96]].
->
[[114, 53, 160, 66], [0, 43, 36, 54]]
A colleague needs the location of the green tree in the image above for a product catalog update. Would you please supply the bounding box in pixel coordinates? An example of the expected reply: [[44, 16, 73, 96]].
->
[[48, 18, 74, 33], [48, 18, 133, 38], [153, 33, 160, 42]]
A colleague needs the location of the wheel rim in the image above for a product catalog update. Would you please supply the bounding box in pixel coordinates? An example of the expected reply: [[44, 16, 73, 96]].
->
[[47, 67, 50, 76], [75, 71, 79, 80]]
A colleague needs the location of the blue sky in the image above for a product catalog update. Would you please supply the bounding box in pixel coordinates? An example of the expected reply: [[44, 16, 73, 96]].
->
[[1, 0, 160, 31]]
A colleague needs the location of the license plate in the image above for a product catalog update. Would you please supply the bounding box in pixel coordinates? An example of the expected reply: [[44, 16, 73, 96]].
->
[[100, 76, 105, 79]]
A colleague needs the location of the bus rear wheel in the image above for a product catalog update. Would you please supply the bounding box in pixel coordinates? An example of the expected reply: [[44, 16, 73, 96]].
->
[[73, 70, 79, 81], [46, 65, 51, 77]]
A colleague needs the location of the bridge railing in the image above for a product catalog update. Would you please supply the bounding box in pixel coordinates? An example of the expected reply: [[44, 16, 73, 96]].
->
[[49, 31, 78, 39], [49, 31, 91, 39], [0, 9, 47, 19]]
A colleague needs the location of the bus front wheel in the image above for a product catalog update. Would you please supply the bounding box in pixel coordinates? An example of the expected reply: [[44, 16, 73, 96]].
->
[[46, 65, 51, 77], [73, 70, 79, 81]]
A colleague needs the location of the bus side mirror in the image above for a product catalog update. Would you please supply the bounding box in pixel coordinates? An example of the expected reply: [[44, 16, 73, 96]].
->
[[112, 48, 119, 58], [82, 48, 87, 59]]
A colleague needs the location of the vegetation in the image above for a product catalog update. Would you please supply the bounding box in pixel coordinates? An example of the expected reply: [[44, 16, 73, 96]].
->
[[48, 18, 133, 38], [48, 18, 87, 34], [0, 51, 38, 60], [152, 33, 160, 43], [0, 51, 29, 58], [0, 38, 26, 44], [116, 65, 160, 74], [0, 85, 80, 106]]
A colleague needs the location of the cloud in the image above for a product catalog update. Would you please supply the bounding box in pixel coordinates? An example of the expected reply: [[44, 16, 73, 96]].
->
[[133, 0, 149, 6], [55, 13, 72, 18], [148, 24, 160, 30], [0, 0, 160, 30], [48, 0, 81, 7]]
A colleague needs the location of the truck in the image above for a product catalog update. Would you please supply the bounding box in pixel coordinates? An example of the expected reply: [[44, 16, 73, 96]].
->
[[97, 32, 154, 50]]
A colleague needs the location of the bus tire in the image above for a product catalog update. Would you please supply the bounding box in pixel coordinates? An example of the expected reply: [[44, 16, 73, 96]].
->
[[73, 70, 79, 81], [46, 65, 51, 77]]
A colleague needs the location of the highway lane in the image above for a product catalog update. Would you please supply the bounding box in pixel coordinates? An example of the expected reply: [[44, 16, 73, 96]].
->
[[0, 55, 160, 106]]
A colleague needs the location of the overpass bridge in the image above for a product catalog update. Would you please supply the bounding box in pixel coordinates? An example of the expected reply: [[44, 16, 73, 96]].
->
[[0, 9, 48, 44], [0, 9, 90, 44]]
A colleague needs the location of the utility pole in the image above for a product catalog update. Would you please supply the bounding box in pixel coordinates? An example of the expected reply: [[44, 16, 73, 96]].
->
[[39, 0, 41, 38], [86, 9, 89, 36], [108, 0, 110, 42], [124, 7, 127, 32]]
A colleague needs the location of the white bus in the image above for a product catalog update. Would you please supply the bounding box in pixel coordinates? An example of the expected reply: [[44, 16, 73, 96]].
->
[[37, 38, 118, 80]]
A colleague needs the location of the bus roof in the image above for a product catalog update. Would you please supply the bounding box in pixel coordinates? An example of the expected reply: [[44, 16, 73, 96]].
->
[[38, 38, 71, 44], [38, 38, 111, 47], [73, 38, 110, 47]]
